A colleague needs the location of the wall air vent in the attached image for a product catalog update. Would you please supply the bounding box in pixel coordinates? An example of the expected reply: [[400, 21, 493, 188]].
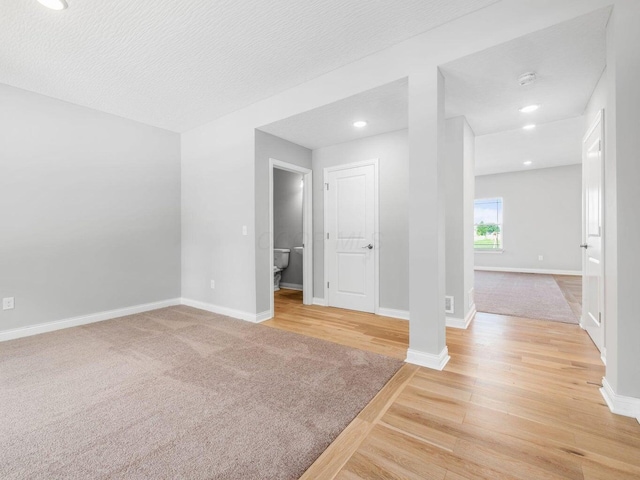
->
[[445, 296, 455, 314]]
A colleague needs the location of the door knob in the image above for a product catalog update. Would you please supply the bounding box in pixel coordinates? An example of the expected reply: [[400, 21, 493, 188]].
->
[[362, 244, 374, 250], [580, 243, 588, 249]]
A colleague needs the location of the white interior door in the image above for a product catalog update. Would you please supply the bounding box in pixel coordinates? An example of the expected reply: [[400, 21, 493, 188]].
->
[[582, 110, 604, 354], [326, 162, 377, 313]]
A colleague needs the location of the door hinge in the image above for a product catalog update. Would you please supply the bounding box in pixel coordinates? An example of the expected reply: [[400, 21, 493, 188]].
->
[[327, 282, 330, 289], [325, 183, 329, 190], [326, 232, 329, 240], [599, 312, 602, 323]]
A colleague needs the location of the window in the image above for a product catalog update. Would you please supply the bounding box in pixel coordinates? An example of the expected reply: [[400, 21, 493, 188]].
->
[[474, 198, 503, 251]]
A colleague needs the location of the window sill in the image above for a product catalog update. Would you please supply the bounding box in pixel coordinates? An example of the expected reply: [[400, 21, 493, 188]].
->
[[474, 249, 504, 254]]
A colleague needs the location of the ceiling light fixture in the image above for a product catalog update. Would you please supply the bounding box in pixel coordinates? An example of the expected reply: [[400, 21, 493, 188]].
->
[[522, 124, 536, 130], [353, 120, 367, 128], [523, 160, 533, 166], [37, 0, 68, 10], [519, 104, 540, 113]]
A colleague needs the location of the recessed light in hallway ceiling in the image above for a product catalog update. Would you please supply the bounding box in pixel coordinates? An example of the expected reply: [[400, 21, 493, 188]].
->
[[353, 120, 368, 128], [37, 0, 68, 11], [519, 104, 540, 113]]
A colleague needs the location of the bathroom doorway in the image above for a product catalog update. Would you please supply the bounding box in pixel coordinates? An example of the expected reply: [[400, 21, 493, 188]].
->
[[269, 158, 313, 318]]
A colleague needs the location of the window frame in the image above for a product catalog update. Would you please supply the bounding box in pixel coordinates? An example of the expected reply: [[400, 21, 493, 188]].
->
[[473, 197, 504, 253]]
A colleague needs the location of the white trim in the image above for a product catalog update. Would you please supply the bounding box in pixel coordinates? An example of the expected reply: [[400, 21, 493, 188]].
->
[[405, 346, 450, 371], [254, 310, 272, 323], [181, 297, 269, 323], [269, 158, 313, 321], [446, 304, 476, 329], [312, 297, 327, 306], [279, 283, 303, 291], [600, 377, 640, 421], [0, 298, 181, 342], [474, 266, 581, 276], [600, 347, 607, 366], [378, 308, 409, 321], [324, 158, 380, 314]]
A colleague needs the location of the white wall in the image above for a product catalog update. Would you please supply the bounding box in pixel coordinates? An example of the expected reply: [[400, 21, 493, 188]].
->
[[273, 169, 304, 287], [0, 84, 181, 332], [312, 130, 409, 311], [475, 165, 582, 273], [603, 1, 640, 402]]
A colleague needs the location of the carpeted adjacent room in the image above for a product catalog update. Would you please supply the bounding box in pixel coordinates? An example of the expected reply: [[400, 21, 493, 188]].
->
[[0, 306, 402, 480], [474, 271, 580, 324]]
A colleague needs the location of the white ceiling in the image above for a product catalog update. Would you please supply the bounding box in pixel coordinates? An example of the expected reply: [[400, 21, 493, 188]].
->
[[0, 0, 496, 132], [475, 116, 584, 176], [442, 7, 610, 136], [259, 79, 408, 150]]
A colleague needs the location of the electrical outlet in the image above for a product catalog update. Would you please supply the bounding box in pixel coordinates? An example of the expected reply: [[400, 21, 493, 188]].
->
[[3, 297, 15, 310], [210, 280, 215, 290], [538, 255, 544, 261]]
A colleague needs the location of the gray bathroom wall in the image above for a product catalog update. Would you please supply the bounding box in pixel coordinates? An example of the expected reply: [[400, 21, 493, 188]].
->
[[273, 169, 304, 287], [254, 130, 312, 313], [312, 129, 409, 311], [0, 84, 181, 333]]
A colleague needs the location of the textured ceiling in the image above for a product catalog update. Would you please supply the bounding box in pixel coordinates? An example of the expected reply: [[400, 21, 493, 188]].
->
[[475, 116, 584, 176], [442, 7, 610, 136], [0, 0, 496, 132], [259, 79, 407, 150]]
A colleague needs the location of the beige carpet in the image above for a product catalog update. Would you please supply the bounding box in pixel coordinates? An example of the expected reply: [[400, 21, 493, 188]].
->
[[475, 271, 579, 324], [0, 306, 402, 479]]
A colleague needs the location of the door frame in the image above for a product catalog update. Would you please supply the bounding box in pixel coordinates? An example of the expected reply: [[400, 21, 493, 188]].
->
[[581, 109, 605, 361], [323, 158, 380, 313], [269, 158, 313, 318]]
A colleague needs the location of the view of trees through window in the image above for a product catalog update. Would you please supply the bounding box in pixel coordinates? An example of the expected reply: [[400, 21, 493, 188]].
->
[[474, 198, 503, 250]]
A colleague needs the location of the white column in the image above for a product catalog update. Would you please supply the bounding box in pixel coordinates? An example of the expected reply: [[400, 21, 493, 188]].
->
[[444, 116, 476, 329], [407, 69, 449, 370]]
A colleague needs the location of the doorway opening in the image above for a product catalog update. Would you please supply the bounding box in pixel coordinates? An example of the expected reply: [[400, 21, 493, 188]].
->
[[439, 7, 610, 353], [268, 159, 313, 319]]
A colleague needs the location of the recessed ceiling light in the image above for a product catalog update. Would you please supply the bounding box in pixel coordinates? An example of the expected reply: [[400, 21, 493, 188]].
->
[[519, 104, 540, 113], [353, 120, 367, 128], [523, 124, 536, 130], [37, 0, 68, 10], [523, 160, 533, 166]]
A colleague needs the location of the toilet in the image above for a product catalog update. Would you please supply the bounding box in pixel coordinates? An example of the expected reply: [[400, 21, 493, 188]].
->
[[273, 248, 290, 291]]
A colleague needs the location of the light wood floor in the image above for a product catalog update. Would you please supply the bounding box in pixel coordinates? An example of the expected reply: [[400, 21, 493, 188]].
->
[[264, 289, 640, 480]]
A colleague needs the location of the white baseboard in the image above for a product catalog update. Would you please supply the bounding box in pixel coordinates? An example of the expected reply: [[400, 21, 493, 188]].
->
[[279, 283, 303, 291], [405, 346, 450, 371], [180, 298, 267, 323], [255, 310, 272, 323], [377, 307, 409, 321], [0, 298, 181, 342], [446, 304, 476, 329], [312, 297, 327, 306], [475, 266, 581, 276], [600, 377, 640, 421]]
